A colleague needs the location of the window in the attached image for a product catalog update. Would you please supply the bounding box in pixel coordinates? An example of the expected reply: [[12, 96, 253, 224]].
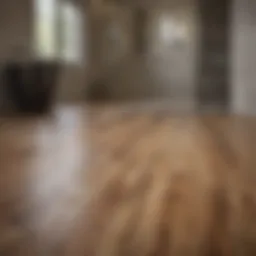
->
[[34, 0, 58, 60], [34, 0, 84, 64], [60, 1, 83, 64]]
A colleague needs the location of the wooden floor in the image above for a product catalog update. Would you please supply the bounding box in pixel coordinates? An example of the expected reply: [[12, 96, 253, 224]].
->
[[0, 104, 256, 255]]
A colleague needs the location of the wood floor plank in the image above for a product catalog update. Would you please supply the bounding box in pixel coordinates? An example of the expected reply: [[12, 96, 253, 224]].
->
[[0, 105, 256, 255]]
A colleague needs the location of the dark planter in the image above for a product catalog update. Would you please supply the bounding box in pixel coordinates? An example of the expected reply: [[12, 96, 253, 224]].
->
[[3, 61, 60, 114]]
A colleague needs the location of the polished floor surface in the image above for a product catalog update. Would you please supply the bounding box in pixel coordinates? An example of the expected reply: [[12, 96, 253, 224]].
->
[[0, 104, 256, 255]]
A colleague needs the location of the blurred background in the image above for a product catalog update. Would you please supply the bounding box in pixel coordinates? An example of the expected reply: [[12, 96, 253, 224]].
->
[[1, 1, 256, 254], [0, 0, 254, 115]]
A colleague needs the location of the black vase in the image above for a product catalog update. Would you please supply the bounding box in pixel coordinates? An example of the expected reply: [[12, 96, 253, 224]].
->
[[3, 61, 59, 114]]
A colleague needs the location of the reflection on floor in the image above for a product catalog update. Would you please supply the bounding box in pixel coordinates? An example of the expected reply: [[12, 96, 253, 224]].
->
[[0, 105, 86, 255], [0, 104, 256, 255]]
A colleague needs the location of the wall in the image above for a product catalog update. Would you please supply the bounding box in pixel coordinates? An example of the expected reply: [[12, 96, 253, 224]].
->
[[56, 0, 88, 102], [87, 4, 134, 85], [146, 3, 198, 101], [0, 0, 32, 61], [231, 0, 256, 115], [0, 0, 32, 109], [0, 0, 88, 107], [198, 0, 230, 106], [87, 0, 199, 104]]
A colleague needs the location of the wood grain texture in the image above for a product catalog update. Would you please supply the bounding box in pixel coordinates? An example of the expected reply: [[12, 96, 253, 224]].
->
[[0, 104, 256, 255]]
